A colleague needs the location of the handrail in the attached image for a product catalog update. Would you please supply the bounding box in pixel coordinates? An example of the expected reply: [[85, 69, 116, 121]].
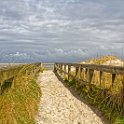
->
[[0, 63, 41, 83], [54, 62, 124, 89], [55, 62, 124, 74], [0, 62, 41, 71]]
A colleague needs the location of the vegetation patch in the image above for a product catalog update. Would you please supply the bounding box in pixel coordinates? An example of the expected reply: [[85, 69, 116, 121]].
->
[[65, 78, 124, 124], [85, 55, 120, 65], [0, 64, 42, 124]]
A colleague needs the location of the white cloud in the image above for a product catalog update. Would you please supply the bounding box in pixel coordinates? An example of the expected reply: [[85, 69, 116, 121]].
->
[[6, 52, 29, 57], [0, 0, 124, 62]]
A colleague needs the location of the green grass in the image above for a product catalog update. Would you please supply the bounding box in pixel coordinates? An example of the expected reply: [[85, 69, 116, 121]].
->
[[115, 116, 124, 124], [0, 64, 42, 124]]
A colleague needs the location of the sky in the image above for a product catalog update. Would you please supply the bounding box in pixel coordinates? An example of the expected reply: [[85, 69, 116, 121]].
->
[[0, 0, 124, 63]]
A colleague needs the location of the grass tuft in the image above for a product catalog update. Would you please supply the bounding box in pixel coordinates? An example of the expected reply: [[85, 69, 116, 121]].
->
[[0, 64, 42, 124]]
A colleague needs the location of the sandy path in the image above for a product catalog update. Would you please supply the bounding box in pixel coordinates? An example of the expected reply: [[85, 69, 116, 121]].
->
[[35, 71, 106, 124]]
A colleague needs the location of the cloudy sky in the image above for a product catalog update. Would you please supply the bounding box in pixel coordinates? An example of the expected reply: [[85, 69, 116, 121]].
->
[[0, 0, 124, 62]]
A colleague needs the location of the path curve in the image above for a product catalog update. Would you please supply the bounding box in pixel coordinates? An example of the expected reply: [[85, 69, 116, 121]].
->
[[36, 71, 106, 124]]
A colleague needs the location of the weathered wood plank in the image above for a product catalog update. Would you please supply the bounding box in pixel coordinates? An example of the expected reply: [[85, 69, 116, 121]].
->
[[55, 62, 124, 74], [54, 62, 124, 89], [0, 63, 41, 84]]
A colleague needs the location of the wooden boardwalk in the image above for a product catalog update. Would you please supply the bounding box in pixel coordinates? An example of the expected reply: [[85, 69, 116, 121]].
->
[[36, 71, 108, 124]]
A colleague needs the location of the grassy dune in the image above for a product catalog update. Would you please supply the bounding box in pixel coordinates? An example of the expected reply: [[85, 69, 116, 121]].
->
[[0, 64, 42, 124], [85, 55, 120, 64]]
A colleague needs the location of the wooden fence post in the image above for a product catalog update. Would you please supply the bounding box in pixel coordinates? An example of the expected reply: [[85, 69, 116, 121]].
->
[[75, 67, 78, 77], [64, 65, 66, 79], [54, 63, 57, 73], [60, 64, 62, 70], [112, 73, 116, 87], [88, 69, 94, 83], [68, 65, 71, 80], [100, 71, 103, 88], [85, 68, 88, 81], [80, 67, 83, 79], [60, 64, 62, 74]]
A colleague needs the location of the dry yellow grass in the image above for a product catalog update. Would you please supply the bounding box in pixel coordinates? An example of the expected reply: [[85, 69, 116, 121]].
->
[[85, 55, 118, 64], [0, 64, 42, 124]]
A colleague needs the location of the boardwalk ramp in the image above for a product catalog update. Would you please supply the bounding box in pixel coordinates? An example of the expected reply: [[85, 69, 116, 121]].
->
[[36, 71, 107, 124]]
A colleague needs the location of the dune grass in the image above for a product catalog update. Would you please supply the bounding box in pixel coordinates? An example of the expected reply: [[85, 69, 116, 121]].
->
[[85, 55, 119, 65], [0, 64, 42, 124]]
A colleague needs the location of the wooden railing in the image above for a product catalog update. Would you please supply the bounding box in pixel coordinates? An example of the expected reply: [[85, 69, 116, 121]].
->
[[0, 63, 41, 93], [54, 63, 124, 86], [54, 62, 124, 121]]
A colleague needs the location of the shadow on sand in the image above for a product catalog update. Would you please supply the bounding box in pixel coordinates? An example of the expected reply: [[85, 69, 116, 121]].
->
[[54, 71, 110, 124]]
